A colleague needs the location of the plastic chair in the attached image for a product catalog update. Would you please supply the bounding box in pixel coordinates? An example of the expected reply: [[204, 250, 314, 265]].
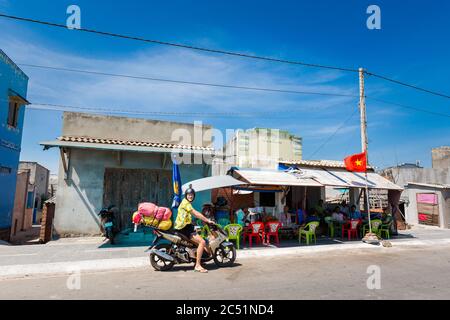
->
[[298, 221, 320, 245], [200, 224, 210, 239], [324, 216, 335, 238], [362, 219, 382, 237], [342, 219, 361, 240], [224, 224, 243, 249], [243, 222, 265, 247], [265, 221, 281, 245], [217, 218, 231, 229], [379, 221, 393, 239]]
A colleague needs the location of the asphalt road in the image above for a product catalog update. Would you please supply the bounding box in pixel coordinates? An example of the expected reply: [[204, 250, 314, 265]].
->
[[1, 245, 450, 300]]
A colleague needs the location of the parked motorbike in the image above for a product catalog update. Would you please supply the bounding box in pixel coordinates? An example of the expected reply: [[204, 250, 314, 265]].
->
[[147, 222, 236, 271], [98, 205, 117, 244]]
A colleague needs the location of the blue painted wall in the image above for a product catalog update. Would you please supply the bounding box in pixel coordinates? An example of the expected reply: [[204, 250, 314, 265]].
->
[[0, 50, 28, 239]]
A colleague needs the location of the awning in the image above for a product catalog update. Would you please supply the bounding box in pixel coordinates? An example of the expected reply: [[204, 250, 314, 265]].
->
[[182, 175, 247, 193], [296, 167, 403, 191], [232, 169, 323, 188]]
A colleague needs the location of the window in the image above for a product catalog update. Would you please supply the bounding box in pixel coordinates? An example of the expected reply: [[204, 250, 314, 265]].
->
[[7, 100, 20, 128], [0, 166, 12, 174]]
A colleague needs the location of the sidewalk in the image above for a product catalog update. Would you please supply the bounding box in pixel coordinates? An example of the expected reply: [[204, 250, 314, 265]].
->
[[1, 225, 450, 279]]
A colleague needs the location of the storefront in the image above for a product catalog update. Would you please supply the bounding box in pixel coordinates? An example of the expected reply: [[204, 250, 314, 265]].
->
[[206, 162, 403, 234]]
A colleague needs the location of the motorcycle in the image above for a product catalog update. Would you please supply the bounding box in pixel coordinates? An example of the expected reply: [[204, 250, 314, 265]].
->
[[147, 222, 236, 271], [98, 205, 117, 244]]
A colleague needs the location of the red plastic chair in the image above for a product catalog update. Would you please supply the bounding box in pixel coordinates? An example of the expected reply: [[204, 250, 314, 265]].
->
[[342, 219, 361, 240], [243, 222, 265, 247], [265, 221, 281, 245]]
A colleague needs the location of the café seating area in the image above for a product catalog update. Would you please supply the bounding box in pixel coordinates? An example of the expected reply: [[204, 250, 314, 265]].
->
[[197, 204, 395, 249]]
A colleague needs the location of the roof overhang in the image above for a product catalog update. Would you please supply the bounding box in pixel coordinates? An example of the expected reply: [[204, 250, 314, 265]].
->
[[231, 169, 323, 189], [227, 167, 403, 191], [406, 182, 450, 190], [293, 167, 403, 191], [182, 175, 246, 193], [8, 89, 30, 105], [40, 140, 219, 156]]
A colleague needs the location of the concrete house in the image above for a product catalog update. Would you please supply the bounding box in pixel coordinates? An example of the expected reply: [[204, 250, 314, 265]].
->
[[18, 162, 50, 224], [40, 112, 215, 243], [405, 183, 450, 229], [0, 49, 29, 241]]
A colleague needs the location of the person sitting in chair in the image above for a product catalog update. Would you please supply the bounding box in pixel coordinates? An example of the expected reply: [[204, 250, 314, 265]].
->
[[331, 206, 345, 223]]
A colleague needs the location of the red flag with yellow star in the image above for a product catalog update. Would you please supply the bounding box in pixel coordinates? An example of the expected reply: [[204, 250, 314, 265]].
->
[[344, 151, 367, 172]]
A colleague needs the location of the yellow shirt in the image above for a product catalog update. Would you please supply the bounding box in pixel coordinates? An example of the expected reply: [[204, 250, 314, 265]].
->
[[174, 198, 193, 230]]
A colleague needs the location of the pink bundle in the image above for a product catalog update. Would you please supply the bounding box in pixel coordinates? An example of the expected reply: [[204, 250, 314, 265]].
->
[[138, 202, 172, 221]]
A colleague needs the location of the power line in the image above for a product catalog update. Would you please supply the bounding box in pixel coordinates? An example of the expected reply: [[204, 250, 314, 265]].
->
[[367, 97, 450, 119], [366, 71, 450, 100], [0, 13, 359, 73], [18, 63, 359, 98], [306, 107, 360, 159], [27, 102, 333, 119], [3, 14, 450, 100]]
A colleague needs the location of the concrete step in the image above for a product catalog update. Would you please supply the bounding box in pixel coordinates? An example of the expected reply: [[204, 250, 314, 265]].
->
[[115, 229, 155, 245]]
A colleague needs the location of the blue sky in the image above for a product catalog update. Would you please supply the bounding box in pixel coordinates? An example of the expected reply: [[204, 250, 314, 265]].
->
[[0, 0, 449, 173]]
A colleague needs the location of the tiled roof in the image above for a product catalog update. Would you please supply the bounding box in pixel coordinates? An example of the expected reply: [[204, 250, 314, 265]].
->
[[58, 136, 215, 151]]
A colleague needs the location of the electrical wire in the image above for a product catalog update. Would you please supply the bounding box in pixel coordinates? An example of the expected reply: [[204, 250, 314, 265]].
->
[[305, 107, 360, 159], [27, 102, 335, 119], [366, 71, 450, 100], [367, 97, 450, 119], [18, 63, 359, 98], [2, 14, 450, 100], [0, 13, 359, 73]]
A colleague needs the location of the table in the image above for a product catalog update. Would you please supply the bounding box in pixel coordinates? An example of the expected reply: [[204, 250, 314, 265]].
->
[[279, 227, 298, 240]]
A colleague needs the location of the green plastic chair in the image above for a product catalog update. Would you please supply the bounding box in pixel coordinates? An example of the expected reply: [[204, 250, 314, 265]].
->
[[362, 219, 382, 237], [224, 224, 243, 249], [200, 224, 210, 239], [299, 221, 320, 245], [217, 218, 231, 229], [379, 220, 393, 239], [324, 217, 335, 238]]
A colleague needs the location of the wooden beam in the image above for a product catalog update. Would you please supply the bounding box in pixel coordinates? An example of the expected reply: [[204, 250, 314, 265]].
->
[[116, 151, 122, 166]]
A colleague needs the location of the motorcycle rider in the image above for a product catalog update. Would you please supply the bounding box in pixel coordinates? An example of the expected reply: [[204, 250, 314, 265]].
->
[[174, 185, 214, 273]]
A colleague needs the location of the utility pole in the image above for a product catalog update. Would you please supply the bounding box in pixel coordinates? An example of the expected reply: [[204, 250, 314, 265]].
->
[[359, 68, 368, 156], [359, 67, 373, 236]]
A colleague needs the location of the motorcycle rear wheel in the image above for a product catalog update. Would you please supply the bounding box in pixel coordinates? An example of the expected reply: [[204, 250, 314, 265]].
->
[[213, 244, 236, 267], [150, 244, 175, 271]]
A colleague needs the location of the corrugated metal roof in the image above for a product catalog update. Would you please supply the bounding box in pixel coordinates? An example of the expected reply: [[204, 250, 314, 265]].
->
[[233, 169, 323, 187], [406, 182, 450, 189], [298, 167, 403, 190], [182, 175, 246, 193], [230, 167, 401, 190], [58, 136, 214, 151], [281, 159, 374, 170]]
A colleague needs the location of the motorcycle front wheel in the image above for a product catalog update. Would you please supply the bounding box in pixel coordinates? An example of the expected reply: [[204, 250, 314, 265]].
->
[[213, 244, 236, 267], [149, 243, 175, 271]]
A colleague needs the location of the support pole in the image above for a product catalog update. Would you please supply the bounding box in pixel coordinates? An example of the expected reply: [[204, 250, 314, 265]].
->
[[359, 68, 372, 233], [359, 68, 368, 156]]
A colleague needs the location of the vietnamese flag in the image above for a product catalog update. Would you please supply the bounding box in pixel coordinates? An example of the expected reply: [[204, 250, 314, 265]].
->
[[344, 151, 367, 172]]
